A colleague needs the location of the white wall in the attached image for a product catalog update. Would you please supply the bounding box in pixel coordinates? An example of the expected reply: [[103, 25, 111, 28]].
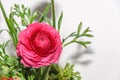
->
[[0, 0, 120, 80]]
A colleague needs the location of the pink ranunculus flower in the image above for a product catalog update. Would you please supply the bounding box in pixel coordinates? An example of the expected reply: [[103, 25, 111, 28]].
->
[[8, 77, 13, 80], [17, 22, 62, 68]]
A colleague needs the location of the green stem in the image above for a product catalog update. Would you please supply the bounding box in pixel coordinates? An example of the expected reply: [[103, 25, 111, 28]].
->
[[40, 67, 43, 75], [0, 1, 18, 46], [51, 0, 56, 28], [12, 17, 21, 32], [0, 1, 7, 23], [63, 37, 78, 48], [41, 66, 51, 80], [62, 32, 76, 44], [63, 41, 74, 48]]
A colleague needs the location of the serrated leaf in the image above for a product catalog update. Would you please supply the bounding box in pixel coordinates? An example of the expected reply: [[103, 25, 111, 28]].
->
[[77, 22, 82, 34], [58, 12, 63, 32]]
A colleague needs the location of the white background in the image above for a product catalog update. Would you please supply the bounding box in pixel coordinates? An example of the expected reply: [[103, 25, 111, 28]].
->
[[0, 0, 120, 80]]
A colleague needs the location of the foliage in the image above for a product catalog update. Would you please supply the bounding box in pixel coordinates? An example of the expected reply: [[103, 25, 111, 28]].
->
[[62, 22, 93, 48], [0, 0, 93, 80]]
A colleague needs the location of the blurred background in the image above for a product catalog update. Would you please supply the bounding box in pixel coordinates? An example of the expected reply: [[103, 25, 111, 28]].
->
[[0, 0, 120, 80]]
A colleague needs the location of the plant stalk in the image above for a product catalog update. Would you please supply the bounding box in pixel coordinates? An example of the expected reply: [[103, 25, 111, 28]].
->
[[51, 0, 56, 28]]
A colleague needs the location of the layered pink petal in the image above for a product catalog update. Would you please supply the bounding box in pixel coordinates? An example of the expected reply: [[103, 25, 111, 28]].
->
[[16, 22, 62, 68]]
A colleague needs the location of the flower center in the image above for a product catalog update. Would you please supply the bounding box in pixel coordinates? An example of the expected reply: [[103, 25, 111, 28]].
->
[[33, 32, 50, 49]]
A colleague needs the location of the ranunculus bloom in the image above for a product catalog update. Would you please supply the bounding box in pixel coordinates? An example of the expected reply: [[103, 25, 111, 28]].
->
[[17, 22, 62, 68], [9, 77, 13, 80]]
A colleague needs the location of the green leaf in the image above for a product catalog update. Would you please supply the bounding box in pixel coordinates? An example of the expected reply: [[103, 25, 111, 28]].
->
[[0, 1, 9, 26], [0, 29, 4, 33], [23, 8, 28, 14], [12, 18, 21, 32], [58, 12, 63, 32], [0, 44, 2, 48], [72, 34, 80, 38], [30, 11, 38, 23], [14, 4, 20, 13], [39, 3, 51, 22], [4, 55, 9, 60], [62, 32, 76, 43], [84, 41, 92, 44], [22, 4, 25, 12], [22, 18, 28, 26], [77, 22, 82, 34], [6, 18, 18, 46], [3, 40, 11, 49], [27, 8, 31, 18], [41, 66, 51, 80], [0, 1, 18, 46], [75, 41, 91, 47], [81, 33, 93, 37], [9, 12, 21, 32], [0, 51, 2, 56], [83, 27, 91, 34], [44, 17, 51, 25], [14, 4, 19, 9], [10, 12, 18, 17], [57, 63, 81, 80], [43, 3, 51, 16]]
